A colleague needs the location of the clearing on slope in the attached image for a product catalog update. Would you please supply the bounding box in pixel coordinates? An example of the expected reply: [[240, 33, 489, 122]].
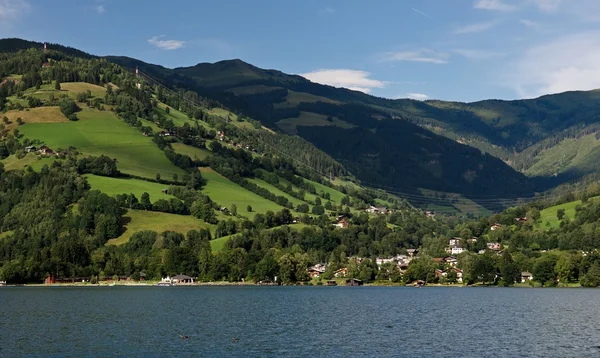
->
[[3, 106, 68, 129], [17, 108, 186, 179], [108, 209, 215, 245], [171, 143, 211, 160], [199, 167, 285, 218], [85, 175, 174, 203]]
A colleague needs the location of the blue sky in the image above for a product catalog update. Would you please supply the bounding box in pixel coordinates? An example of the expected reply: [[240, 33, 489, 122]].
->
[[2, 0, 600, 101]]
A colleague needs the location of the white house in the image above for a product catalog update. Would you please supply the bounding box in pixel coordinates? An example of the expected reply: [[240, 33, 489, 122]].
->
[[449, 237, 461, 246], [521, 272, 533, 283], [451, 247, 467, 255]]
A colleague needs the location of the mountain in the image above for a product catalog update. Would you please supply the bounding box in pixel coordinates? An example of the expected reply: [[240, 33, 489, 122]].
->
[[122, 57, 600, 193], [105, 57, 533, 202]]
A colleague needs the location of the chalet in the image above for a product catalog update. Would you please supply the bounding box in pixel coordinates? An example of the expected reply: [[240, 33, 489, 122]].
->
[[366, 206, 389, 215], [307, 264, 327, 278], [490, 223, 503, 231], [218, 131, 225, 141], [376, 257, 396, 267], [425, 211, 436, 218], [448, 268, 464, 283], [435, 269, 444, 278], [334, 267, 348, 278], [432, 257, 444, 264], [38, 146, 54, 156], [467, 237, 478, 244], [449, 237, 461, 246], [406, 249, 418, 257], [172, 274, 194, 284], [25, 146, 37, 153], [346, 278, 363, 286], [443, 256, 458, 267], [335, 217, 349, 229], [487, 242, 501, 250], [521, 272, 533, 283], [450, 247, 466, 255], [515, 217, 528, 223]]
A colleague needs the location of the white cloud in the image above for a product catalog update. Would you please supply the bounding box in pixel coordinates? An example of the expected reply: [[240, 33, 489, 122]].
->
[[0, 0, 29, 26], [474, 0, 516, 11], [379, 49, 449, 64], [529, 0, 562, 12], [148, 36, 185, 50], [406, 93, 429, 100], [454, 20, 501, 34], [454, 49, 504, 60], [95, 5, 105, 14], [300, 69, 387, 93], [508, 32, 600, 98]]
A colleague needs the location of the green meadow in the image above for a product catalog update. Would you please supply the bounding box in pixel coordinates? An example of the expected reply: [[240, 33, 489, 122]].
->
[[246, 177, 307, 207], [200, 168, 284, 219], [85, 175, 174, 202], [18, 108, 186, 179], [171, 143, 211, 160], [108, 209, 215, 245]]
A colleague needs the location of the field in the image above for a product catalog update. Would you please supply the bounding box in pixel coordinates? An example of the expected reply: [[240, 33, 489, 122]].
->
[[60, 82, 107, 97], [302, 177, 346, 204], [275, 111, 354, 135], [155, 102, 198, 127], [108, 209, 215, 245], [3, 106, 68, 129], [171, 143, 211, 160], [199, 167, 284, 218], [85, 175, 174, 202], [246, 177, 307, 207], [17, 108, 186, 179]]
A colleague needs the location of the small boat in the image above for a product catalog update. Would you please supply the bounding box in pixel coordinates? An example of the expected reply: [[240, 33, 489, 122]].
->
[[155, 282, 172, 287], [413, 280, 425, 288]]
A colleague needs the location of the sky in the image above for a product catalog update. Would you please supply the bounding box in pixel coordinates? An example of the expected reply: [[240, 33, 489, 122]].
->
[[2, 0, 600, 102]]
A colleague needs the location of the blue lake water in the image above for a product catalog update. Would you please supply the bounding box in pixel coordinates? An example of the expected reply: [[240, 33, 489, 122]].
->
[[1, 286, 600, 357]]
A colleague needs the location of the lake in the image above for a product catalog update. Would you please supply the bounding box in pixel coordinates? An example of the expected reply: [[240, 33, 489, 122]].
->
[[1, 286, 599, 357]]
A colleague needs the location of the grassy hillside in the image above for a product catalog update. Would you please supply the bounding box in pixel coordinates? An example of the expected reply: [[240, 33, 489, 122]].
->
[[539, 200, 581, 230], [108, 209, 215, 245], [199, 167, 285, 218], [85, 175, 173, 203], [171, 142, 211, 160], [18, 108, 186, 179], [525, 134, 600, 178]]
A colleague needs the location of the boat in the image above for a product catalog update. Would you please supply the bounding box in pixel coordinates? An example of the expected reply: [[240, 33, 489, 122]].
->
[[155, 282, 172, 287]]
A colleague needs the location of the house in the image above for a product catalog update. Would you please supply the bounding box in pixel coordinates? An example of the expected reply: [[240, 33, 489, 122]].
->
[[406, 249, 418, 257], [25, 146, 37, 153], [366, 206, 389, 215], [515, 217, 528, 223], [443, 256, 458, 267], [172, 274, 194, 284], [307, 264, 327, 278], [160, 276, 172, 285], [478, 249, 486, 255], [335, 217, 349, 229], [334, 268, 348, 278], [425, 211, 436, 218], [435, 269, 444, 278], [467, 237, 478, 244], [41, 62, 51, 68], [487, 242, 501, 250], [38, 146, 54, 156], [448, 268, 464, 283], [346, 278, 363, 286], [451, 247, 466, 255], [521, 272, 533, 283], [490, 223, 503, 231], [449, 237, 461, 246], [432, 257, 444, 264], [218, 131, 225, 141], [376, 257, 395, 267]]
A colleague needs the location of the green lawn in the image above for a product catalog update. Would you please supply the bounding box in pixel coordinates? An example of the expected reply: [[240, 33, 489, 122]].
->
[[108, 209, 215, 245], [85, 175, 174, 203], [1, 153, 57, 172], [200, 168, 285, 219], [18, 108, 186, 179], [210, 235, 230, 252], [172, 143, 211, 160]]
